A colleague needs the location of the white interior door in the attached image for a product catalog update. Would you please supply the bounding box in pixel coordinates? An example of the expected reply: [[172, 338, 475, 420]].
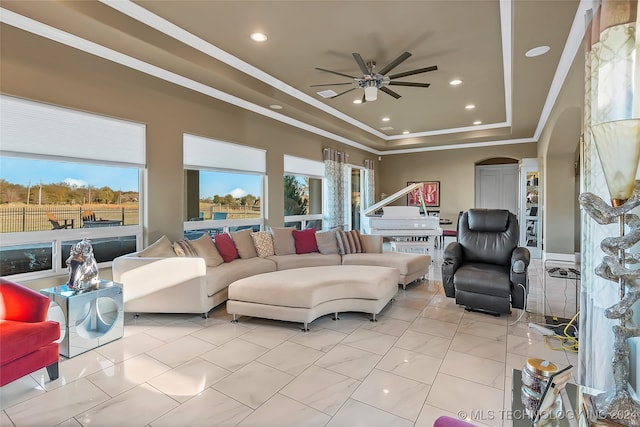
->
[[475, 164, 518, 214]]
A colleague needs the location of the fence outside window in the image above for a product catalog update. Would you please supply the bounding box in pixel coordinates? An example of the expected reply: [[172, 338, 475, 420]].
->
[[0, 206, 139, 233]]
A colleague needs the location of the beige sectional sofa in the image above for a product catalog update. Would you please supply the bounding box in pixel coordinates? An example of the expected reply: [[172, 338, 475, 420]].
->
[[112, 228, 430, 318]]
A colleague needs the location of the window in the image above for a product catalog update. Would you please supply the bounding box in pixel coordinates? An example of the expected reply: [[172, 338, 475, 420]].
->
[[183, 135, 265, 237], [0, 95, 145, 279], [348, 166, 364, 231], [284, 155, 324, 230], [184, 169, 263, 238]]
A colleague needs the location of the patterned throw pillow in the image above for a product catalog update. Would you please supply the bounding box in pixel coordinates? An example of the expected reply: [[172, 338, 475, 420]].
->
[[251, 231, 275, 258], [336, 230, 363, 255], [173, 239, 198, 257]]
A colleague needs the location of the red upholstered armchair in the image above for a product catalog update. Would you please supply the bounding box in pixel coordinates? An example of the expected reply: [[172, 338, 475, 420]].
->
[[0, 278, 60, 386]]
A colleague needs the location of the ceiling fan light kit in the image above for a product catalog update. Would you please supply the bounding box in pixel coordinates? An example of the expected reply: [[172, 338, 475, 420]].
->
[[364, 85, 378, 102], [313, 51, 437, 102]]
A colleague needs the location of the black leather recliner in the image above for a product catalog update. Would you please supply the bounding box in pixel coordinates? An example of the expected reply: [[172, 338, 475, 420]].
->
[[441, 209, 530, 315]]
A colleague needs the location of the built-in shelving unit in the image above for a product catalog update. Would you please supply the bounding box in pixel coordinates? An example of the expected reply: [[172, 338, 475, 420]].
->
[[520, 159, 541, 258]]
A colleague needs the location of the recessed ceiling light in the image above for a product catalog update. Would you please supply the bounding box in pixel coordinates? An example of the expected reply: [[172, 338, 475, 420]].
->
[[402, 130, 410, 135], [525, 45, 550, 57], [380, 126, 394, 131], [353, 99, 362, 104], [382, 117, 390, 122], [269, 104, 283, 110], [450, 79, 463, 86], [465, 104, 476, 110], [473, 120, 482, 125], [250, 32, 267, 42]]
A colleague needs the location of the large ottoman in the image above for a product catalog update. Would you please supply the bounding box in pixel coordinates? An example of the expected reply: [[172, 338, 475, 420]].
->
[[226, 265, 399, 330]]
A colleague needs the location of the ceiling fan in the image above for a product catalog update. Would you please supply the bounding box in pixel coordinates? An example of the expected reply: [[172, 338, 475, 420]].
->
[[312, 51, 437, 102]]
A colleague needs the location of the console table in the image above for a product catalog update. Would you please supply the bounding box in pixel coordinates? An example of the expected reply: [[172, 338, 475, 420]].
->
[[41, 280, 124, 357]]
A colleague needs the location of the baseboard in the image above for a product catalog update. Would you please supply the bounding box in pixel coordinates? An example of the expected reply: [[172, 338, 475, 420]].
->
[[543, 252, 576, 263]]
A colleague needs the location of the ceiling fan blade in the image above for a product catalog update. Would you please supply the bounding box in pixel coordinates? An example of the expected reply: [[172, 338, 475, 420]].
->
[[352, 53, 370, 75], [315, 67, 358, 79], [378, 51, 412, 76], [389, 65, 438, 79], [380, 87, 402, 99], [330, 87, 357, 98], [310, 82, 354, 87], [389, 81, 431, 88]]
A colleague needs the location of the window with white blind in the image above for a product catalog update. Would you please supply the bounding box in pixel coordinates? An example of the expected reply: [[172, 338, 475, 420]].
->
[[183, 134, 265, 238], [0, 95, 145, 278]]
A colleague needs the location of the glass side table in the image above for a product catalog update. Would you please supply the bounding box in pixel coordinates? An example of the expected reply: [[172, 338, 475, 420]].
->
[[41, 279, 124, 358], [543, 259, 581, 320]]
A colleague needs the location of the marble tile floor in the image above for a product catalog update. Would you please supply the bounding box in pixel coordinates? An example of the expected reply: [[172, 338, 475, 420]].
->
[[1, 253, 580, 427]]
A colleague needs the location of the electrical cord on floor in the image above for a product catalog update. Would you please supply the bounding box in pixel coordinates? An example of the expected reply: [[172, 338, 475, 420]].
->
[[542, 311, 580, 353], [508, 283, 528, 326]]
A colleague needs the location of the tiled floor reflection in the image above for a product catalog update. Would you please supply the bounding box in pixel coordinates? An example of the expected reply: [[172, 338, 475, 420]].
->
[[1, 248, 580, 427]]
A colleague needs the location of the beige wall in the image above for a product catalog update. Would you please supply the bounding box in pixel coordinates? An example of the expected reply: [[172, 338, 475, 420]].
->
[[545, 153, 579, 255], [379, 144, 537, 227], [536, 41, 584, 257]]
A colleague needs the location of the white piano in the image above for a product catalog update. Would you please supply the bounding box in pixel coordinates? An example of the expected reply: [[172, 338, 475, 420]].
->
[[362, 182, 442, 256]]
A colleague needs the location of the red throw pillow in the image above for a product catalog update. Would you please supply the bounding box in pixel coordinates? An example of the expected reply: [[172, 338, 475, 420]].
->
[[214, 233, 239, 262], [292, 228, 319, 254]]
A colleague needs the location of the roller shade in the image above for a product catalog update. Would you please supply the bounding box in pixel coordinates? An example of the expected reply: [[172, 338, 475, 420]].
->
[[0, 95, 145, 167], [284, 154, 324, 178], [183, 134, 266, 174]]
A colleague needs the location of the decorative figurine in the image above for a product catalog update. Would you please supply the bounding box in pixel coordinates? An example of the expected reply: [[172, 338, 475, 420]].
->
[[66, 239, 99, 292]]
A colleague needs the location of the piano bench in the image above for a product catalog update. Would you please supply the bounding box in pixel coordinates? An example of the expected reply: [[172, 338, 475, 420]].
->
[[389, 238, 433, 256], [389, 236, 432, 258]]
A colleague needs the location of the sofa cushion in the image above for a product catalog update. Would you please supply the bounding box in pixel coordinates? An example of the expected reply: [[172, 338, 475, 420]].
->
[[231, 229, 258, 259], [271, 227, 296, 255], [214, 233, 239, 263], [173, 239, 198, 257], [138, 235, 175, 257], [187, 234, 224, 267], [0, 319, 60, 365], [315, 229, 340, 255], [205, 257, 276, 296], [336, 230, 363, 254], [342, 252, 429, 276], [251, 231, 275, 258], [360, 234, 383, 254], [292, 228, 319, 254], [267, 253, 341, 270]]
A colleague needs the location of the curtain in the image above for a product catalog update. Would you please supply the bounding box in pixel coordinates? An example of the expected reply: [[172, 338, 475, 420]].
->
[[580, 0, 639, 390], [323, 148, 349, 230], [363, 159, 376, 212]]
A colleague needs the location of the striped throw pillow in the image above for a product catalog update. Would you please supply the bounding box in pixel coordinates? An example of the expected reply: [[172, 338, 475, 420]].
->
[[173, 239, 198, 257], [336, 230, 363, 255]]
